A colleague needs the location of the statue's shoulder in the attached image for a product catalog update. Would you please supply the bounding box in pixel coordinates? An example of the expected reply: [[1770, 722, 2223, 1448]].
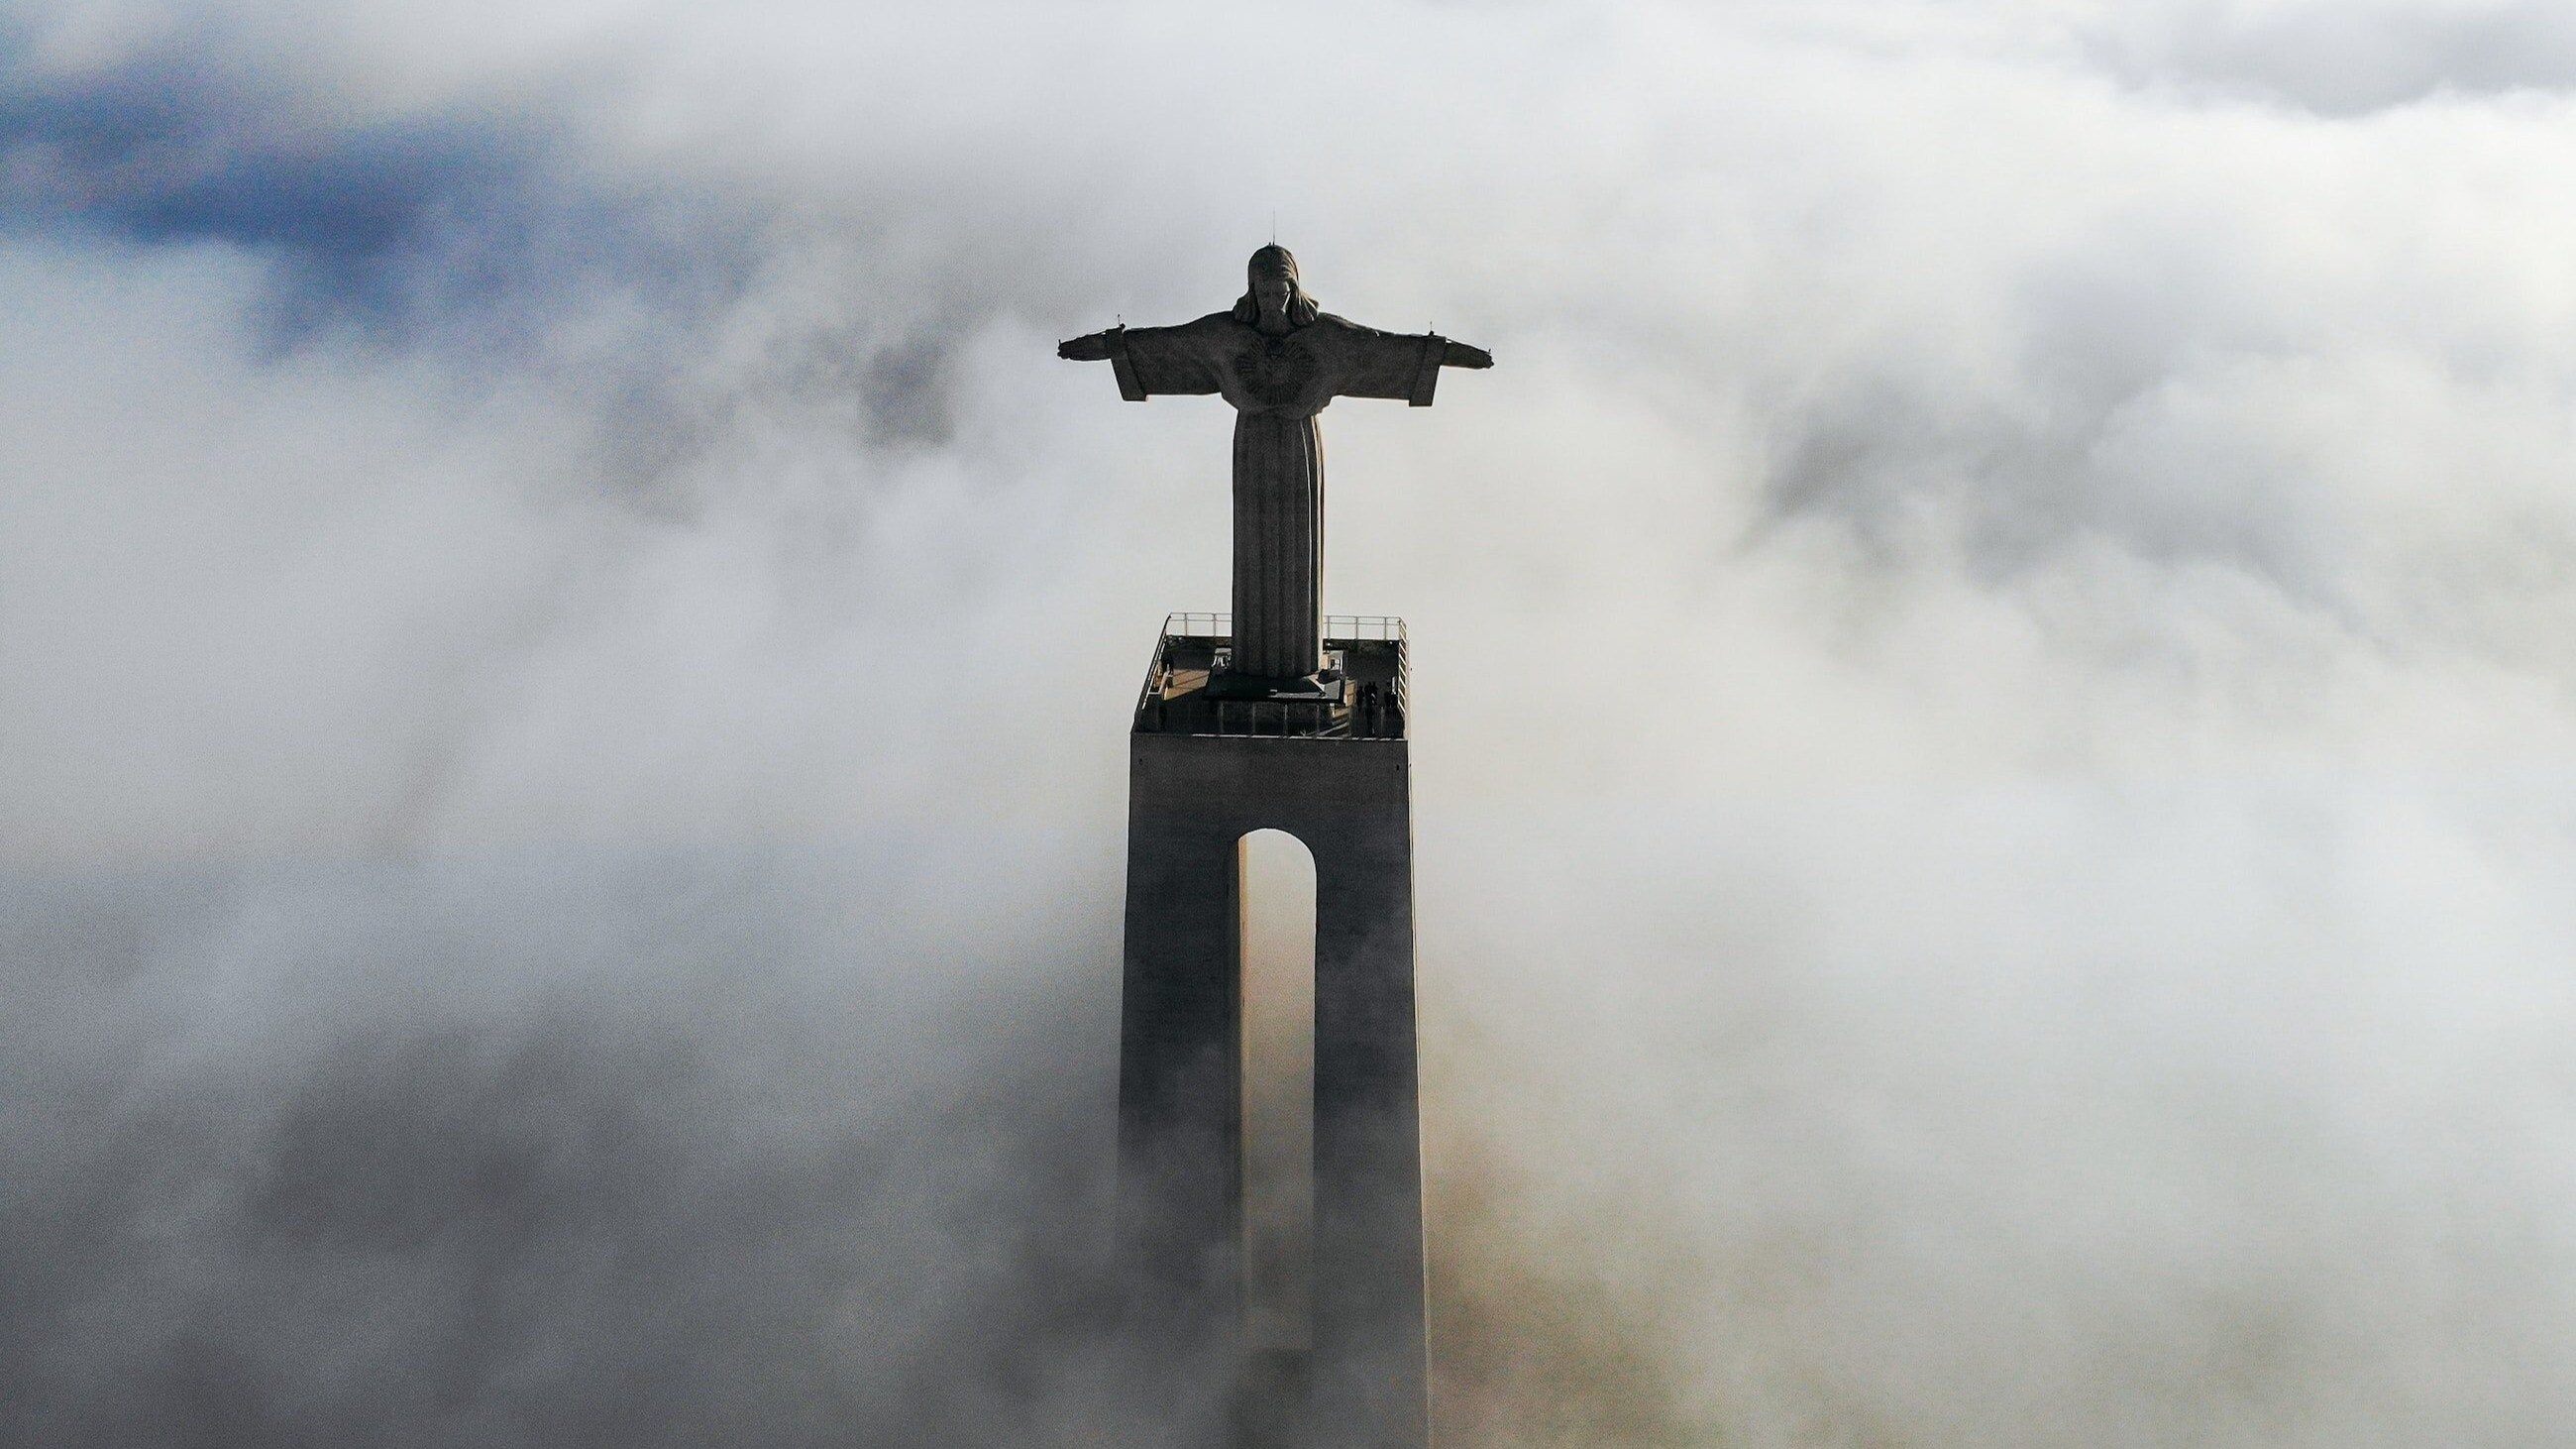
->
[[1302, 313, 1420, 360], [1133, 312, 1242, 349]]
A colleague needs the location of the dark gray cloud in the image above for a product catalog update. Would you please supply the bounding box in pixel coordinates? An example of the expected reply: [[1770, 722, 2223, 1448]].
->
[[0, 846, 1138, 1447]]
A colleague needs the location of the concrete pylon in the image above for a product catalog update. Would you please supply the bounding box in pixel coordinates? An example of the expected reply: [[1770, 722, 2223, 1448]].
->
[[1118, 616, 1426, 1449]]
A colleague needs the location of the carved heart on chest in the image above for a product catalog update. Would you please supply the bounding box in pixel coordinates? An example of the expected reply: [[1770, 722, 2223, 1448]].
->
[[1233, 338, 1318, 406]]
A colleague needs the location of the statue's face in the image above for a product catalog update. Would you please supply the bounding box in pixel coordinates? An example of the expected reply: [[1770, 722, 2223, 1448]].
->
[[1253, 276, 1293, 319]]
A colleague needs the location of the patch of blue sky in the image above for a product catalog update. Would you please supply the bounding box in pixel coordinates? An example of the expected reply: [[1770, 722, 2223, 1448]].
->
[[0, 38, 754, 356]]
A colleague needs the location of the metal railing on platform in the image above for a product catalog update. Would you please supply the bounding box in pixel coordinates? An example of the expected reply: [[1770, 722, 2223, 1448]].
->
[[1134, 613, 1409, 740], [1161, 613, 1407, 643]]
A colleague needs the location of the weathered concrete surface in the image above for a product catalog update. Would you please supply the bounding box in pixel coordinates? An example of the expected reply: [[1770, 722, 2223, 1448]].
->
[[1120, 726, 1426, 1449]]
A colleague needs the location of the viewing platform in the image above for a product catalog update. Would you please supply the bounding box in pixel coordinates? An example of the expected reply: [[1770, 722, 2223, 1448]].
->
[[1132, 613, 1408, 740]]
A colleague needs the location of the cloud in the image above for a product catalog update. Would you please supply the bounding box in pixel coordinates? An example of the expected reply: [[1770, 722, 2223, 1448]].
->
[[0, 845, 1133, 1447], [0, 29, 752, 351], [2077, 0, 2576, 114], [8, 1, 2576, 1443]]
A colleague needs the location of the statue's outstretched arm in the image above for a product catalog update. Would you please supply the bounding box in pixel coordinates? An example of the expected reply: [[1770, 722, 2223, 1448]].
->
[[1058, 321, 1224, 398], [1441, 339, 1493, 369]]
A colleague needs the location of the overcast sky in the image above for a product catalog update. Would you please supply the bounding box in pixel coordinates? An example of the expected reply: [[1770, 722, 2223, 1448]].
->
[[9, 2, 2576, 1444]]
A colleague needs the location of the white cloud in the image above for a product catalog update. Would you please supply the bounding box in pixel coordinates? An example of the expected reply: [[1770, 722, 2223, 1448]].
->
[[9, 1, 2576, 1442]]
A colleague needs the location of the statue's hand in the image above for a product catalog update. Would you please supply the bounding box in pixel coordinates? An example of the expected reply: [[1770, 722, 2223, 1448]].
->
[[1058, 333, 1113, 362], [1442, 340, 1493, 369]]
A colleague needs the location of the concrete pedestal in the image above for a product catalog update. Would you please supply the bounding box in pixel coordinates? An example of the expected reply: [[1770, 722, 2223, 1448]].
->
[[1118, 620, 1427, 1449]]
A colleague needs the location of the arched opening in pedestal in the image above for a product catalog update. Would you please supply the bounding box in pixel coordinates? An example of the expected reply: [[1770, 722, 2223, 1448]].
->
[[1237, 827, 1316, 1352]]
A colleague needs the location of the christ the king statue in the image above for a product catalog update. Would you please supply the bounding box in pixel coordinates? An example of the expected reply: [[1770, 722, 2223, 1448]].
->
[[1059, 246, 1492, 694]]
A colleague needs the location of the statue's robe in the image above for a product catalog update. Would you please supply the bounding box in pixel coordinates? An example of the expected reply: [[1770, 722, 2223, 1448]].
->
[[1101, 313, 1454, 681]]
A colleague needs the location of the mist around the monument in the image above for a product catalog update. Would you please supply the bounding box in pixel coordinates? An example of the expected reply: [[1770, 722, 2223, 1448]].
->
[[11, 2, 2576, 1444]]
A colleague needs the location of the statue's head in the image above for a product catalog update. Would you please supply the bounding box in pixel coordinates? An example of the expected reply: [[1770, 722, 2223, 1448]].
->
[[1233, 245, 1319, 332]]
